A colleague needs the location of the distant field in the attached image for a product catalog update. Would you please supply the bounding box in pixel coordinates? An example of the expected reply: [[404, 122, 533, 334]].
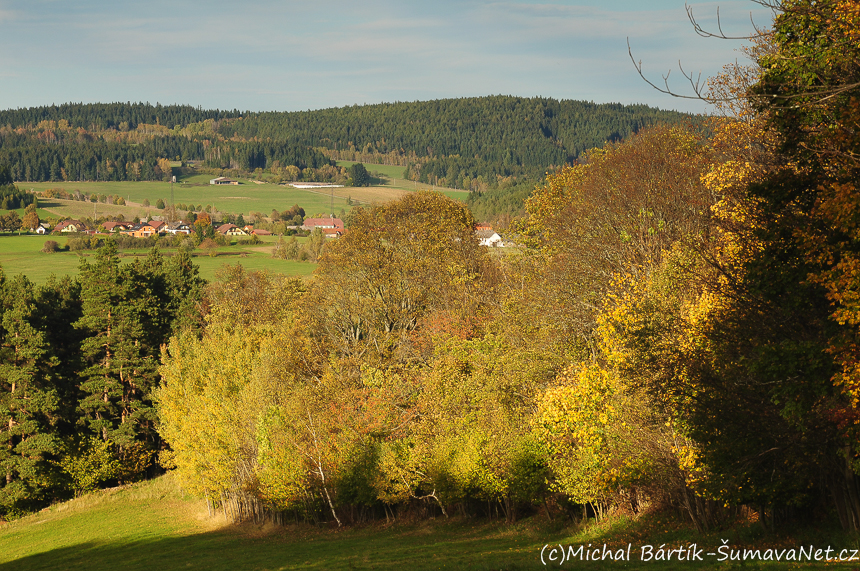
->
[[21, 179, 355, 219], [335, 161, 470, 203], [0, 234, 316, 285], [36, 198, 152, 222], [318, 186, 410, 206], [20, 167, 468, 223]]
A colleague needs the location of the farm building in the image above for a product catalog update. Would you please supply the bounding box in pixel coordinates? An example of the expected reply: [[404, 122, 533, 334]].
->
[[210, 177, 238, 185]]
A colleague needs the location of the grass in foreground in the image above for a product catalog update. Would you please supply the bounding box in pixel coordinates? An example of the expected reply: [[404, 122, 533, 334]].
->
[[0, 475, 856, 571]]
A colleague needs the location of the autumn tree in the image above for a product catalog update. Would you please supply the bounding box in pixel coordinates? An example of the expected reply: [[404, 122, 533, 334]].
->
[[742, 0, 860, 529], [511, 123, 715, 362], [309, 191, 496, 366], [22, 211, 39, 232]]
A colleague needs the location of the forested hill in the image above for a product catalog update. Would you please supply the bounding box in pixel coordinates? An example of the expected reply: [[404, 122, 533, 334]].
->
[[0, 102, 243, 131], [216, 96, 693, 185], [0, 97, 692, 189]]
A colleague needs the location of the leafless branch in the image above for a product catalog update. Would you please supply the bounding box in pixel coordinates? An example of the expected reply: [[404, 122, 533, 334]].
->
[[628, 38, 735, 102], [686, 2, 776, 40]]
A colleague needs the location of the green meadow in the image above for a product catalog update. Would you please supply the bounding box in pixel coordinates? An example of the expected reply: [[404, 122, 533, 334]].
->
[[23, 179, 353, 220], [0, 234, 316, 285], [0, 474, 851, 571], [19, 163, 469, 225]]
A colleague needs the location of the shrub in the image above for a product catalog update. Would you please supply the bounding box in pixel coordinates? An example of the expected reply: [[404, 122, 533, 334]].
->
[[42, 240, 60, 253], [67, 237, 88, 251]]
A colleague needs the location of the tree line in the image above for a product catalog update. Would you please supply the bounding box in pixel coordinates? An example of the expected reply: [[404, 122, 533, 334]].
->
[[0, 102, 242, 132]]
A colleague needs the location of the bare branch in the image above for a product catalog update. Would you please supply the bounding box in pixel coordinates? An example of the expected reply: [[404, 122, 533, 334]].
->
[[628, 39, 705, 100], [628, 38, 746, 102], [686, 2, 776, 40]]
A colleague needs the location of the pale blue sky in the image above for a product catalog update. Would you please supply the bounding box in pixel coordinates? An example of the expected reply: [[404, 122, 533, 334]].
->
[[0, 1, 774, 114]]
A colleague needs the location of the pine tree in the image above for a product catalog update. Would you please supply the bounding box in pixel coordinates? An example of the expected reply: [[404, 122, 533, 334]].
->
[[0, 275, 67, 514], [74, 242, 160, 447]]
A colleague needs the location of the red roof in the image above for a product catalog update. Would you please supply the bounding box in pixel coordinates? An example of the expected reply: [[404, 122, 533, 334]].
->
[[303, 217, 344, 230], [101, 221, 130, 231]]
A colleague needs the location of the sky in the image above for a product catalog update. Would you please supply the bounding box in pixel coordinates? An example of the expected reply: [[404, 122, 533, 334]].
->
[[0, 0, 776, 115]]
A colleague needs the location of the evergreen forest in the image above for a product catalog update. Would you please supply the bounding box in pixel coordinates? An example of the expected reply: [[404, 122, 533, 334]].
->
[[0, 97, 690, 199]]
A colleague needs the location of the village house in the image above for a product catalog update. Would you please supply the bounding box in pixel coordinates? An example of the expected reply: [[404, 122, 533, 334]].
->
[[122, 222, 162, 238], [216, 223, 248, 236], [54, 220, 86, 233], [101, 221, 131, 233], [166, 221, 192, 235], [148, 220, 166, 233], [476, 229, 504, 247], [302, 216, 345, 231]]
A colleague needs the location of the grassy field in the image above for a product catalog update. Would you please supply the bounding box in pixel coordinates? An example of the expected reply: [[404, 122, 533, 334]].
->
[[36, 197, 153, 222], [19, 163, 470, 223], [0, 474, 853, 571], [0, 234, 316, 285], [23, 180, 355, 220]]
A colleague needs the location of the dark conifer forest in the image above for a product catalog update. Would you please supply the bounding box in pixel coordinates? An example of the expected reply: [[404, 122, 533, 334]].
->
[[0, 97, 691, 191]]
